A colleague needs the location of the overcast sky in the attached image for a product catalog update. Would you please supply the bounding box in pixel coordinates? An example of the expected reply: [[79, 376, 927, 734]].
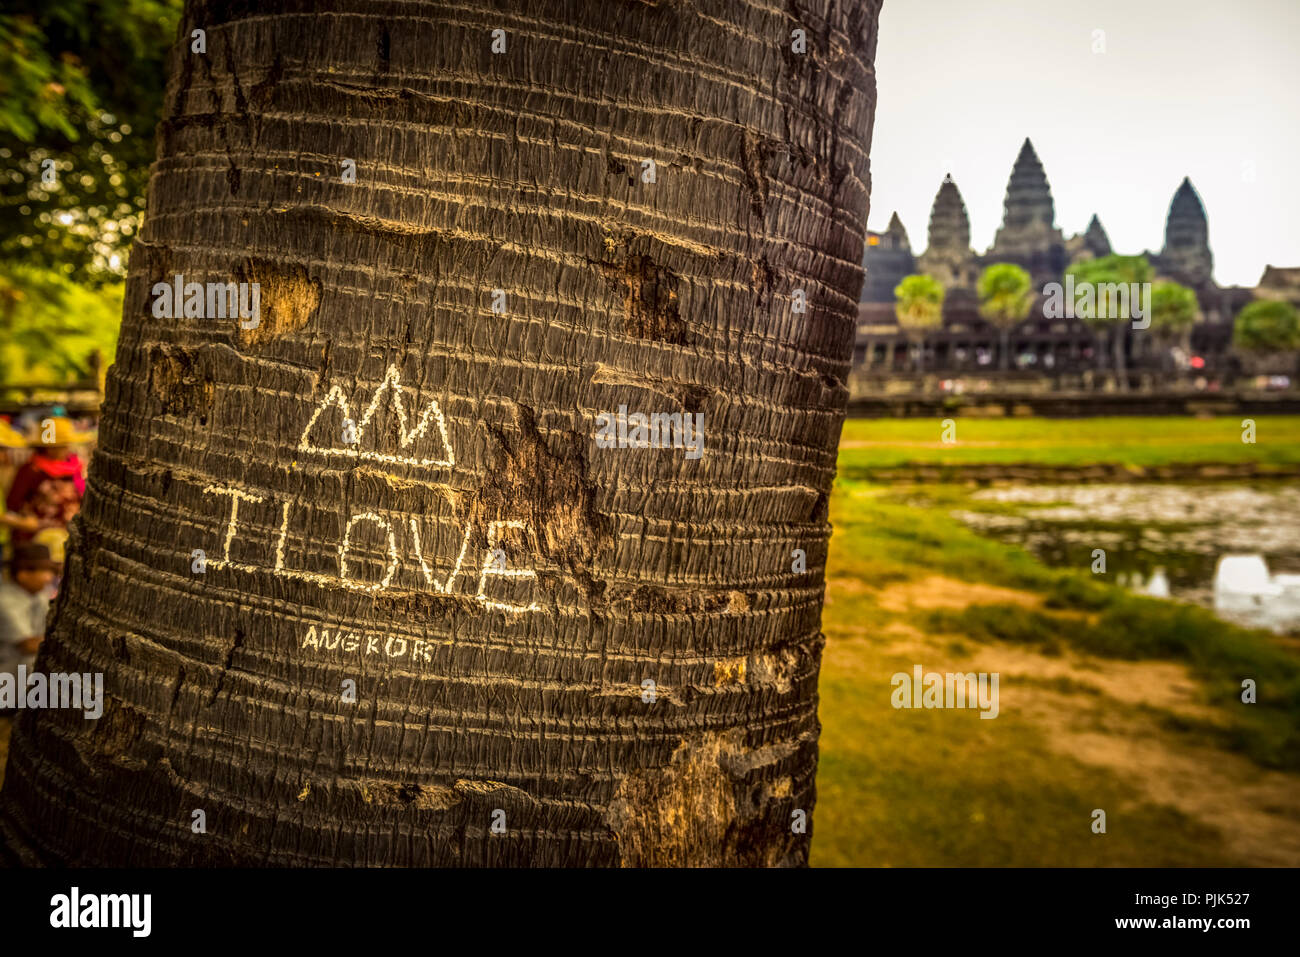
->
[[866, 0, 1300, 287]]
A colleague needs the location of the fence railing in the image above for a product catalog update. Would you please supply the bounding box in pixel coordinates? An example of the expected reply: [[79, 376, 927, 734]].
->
[[0, 377, 103, 417]]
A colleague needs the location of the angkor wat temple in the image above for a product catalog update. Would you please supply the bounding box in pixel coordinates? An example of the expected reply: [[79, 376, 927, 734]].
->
[[857, 138, 1297, 382]]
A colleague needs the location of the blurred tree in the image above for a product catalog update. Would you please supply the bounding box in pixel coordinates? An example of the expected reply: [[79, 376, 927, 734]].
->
[[894, 274, 944, 372], [977, 262, 1033, 371], [0, 262, 121, 382], [1150, 280, 1200, 361], [1233, 300, 1300, 352], [0, 1, 181, 284], [1065, 254, 1153, 391], [0, 16, 98, 140]]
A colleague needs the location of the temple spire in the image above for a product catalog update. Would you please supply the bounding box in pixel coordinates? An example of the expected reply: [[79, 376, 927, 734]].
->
[[926, 177, 971, 252], [999, 138, 1056, 233], [917, 176, 977, 289], [1165, 177, 1209, 245], [1083, 214, 1111, 258], [988, 137, 1066, 280], [1159, 177, 1213, 286], [886, 211, 910, 251]]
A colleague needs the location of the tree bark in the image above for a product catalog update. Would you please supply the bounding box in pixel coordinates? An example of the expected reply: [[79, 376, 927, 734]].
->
[[0, 0, 881, 866]]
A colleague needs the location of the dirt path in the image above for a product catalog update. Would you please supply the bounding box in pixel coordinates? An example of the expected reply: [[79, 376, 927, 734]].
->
[[872, 575, 1300, 866]]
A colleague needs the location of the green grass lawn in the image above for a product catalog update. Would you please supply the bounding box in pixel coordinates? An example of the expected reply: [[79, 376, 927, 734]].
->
[[812, 462, 1300, 866], [838, 415, 1300, 470]]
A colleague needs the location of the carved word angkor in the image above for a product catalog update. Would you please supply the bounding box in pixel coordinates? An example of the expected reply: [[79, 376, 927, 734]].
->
[[300, 625, 436, 663]]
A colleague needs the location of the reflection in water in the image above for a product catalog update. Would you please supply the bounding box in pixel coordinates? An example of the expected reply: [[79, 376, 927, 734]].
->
[[953, 483, 1300, 633], [1214, 555, 1300, 633], [1146, 567, 1170, 599]]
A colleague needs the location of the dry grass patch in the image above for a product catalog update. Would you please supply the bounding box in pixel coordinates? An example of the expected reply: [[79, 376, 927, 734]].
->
[[1014, 685, 1300, 867], [875, 575, 1042, 614]]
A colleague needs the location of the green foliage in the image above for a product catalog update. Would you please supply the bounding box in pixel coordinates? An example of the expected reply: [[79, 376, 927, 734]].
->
[[1044, 573, 1116, 611], [924, 604, 1076, 655], [0, 261, 120, 382], [1233, 299, 1300, 352], [976, 262, 1033, 330], [0, 1, 182, 284], [893, 273, 944, 335], [1150, 280, 1199, 333], [0, 15, 98, 141], [1064, 254, 1153, 330]]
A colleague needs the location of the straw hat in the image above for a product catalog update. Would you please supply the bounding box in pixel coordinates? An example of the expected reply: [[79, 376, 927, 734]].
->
[[32, 526, 68, 564], [0, 418, 27, 448], [28, 415, 95, 447]]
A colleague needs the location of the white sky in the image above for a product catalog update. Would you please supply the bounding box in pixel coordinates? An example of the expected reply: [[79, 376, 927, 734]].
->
[[866, 0, 1300, 287]]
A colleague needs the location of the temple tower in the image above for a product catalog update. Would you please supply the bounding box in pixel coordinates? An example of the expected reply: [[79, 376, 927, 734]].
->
[[917, 176, 978, 289], [1157, 177, 1214, 288], [988, 138, 1067, 282], [861, 211, 916, 302], [1067, 214, 1113, 265], [885, 211, 911, 250], [1082, 214, 1112, 259]]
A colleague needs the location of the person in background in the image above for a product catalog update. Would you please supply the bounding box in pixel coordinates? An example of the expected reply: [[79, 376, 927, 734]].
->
[[0, 543, 58, 691], [0, 416, 45, 538], [5, 415, 93, 546], [0, 417, 26, 451]]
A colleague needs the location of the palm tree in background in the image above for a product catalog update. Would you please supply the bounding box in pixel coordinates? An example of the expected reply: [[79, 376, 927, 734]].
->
[[1067, 254, 1153, 391], [894, 274, 945, 373], [977, 263, 1033, 372], [1234, 299, 1300, 377], [1150, 281, 1200, 371], [0, 0, 883, 866]]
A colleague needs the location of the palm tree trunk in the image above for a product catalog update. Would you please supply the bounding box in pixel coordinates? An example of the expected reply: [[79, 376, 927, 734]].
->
[[0, 0, 882, 867], [1000, 327, 1010, 372]]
